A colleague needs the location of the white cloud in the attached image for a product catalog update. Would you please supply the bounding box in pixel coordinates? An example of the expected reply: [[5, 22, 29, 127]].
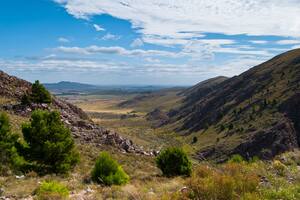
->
[[250, 40, 268, 44], [93, 24, 105, 31], [130, 38, 144, 48], [54, 0, 300, 46], [276, 39, 300, 45], [54, 41, 272, 61], [145, 57, 160, 63], [58, 37, 70, 43], [292, 45, 300, 49], [55, 45, 181, 58], [101, 33, 121, 40]]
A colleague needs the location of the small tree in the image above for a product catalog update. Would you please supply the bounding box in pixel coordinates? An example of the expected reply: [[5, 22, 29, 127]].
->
[[91, 152, 129, 185], [22, 80, 51, 105], [22, 110, 79, 173], [156, 147, 192, 177], [0, 112, 24, 173]]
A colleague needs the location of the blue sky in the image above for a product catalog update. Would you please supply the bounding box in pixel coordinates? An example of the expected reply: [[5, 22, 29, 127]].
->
[[1, 0, 300, 85]]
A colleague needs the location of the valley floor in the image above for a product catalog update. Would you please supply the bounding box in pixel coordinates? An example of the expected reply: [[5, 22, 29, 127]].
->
[[1, 95, 300, 199]]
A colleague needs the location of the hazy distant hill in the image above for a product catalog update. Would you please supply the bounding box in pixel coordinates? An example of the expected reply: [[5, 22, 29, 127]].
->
[[44, 81, 99, 93], [44, 81, 176, 95]]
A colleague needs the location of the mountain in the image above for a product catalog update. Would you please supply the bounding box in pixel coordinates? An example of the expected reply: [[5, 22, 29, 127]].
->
[[165, 49, 300, 161], [44, 81, 176, 95], [44, 81, 99, 93]]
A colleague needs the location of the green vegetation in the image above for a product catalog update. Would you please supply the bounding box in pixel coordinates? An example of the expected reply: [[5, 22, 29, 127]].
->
[[91, 151, 129, 186], [156, 147, 192, 177], [21, 110, 79, 173], [228, 154, 245, 163], [0, 112, 24, 174], [35, 180, 69, 200], [22, 80, 51, 105]]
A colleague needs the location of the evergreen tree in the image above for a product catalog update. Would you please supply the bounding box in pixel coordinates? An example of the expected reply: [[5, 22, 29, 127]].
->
[[21, 80, 51, 105], [0, 112, 24, 173], [22, 110, 79, 173]]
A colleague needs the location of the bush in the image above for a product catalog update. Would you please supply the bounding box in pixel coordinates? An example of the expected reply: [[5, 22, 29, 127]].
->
[[192, 136, 198, 144], [22, 80, 51, 105], [156, 147, 192, 177], [21, 110, 79, 173], [272, 160, 287, 176], [35, 180, 69, 200], [228, 154, 245, 163], [91, 152, 129, 185], [0, 112, 24, 174]]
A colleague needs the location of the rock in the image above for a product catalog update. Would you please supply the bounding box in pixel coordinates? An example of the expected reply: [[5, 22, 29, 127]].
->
[[85, 187, 93, 194], [15, 175, 25, 179], [180, 186, 189, 193], [71, 126, 79, 132]]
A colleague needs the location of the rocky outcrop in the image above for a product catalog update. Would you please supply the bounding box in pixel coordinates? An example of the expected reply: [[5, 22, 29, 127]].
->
[[0, 71, 31, 99]]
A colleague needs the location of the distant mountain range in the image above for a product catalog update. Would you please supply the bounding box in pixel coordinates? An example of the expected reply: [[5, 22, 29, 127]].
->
[[44, 81, 181, 95]]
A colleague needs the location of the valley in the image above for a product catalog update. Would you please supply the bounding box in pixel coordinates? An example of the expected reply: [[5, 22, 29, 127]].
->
[[1, 49, 300, 199]]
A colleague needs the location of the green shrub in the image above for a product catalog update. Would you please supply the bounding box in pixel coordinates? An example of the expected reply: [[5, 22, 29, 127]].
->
[[0, 112, 24, 173], [35, 180, 69, 200], [22, 80, 51, 105], [21, 110, 79, 173], [91, 152, 129, 185], [228, 154, 245, 163], [156, 147, 192, 177]]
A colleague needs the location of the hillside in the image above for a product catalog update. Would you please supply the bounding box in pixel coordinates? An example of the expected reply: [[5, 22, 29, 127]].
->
[[118, 87, 185, 113], [0, 71, 151, 156], [165, 49, 300, 161]]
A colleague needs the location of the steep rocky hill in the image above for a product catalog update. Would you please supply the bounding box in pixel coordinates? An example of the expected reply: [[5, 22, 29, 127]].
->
[[0, 71, 153, 156], [167, 49, 300, 161]]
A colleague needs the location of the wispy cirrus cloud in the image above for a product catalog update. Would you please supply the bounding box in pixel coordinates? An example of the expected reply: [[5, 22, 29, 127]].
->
[[276, 39, 300, 45], [101, 33, 121, 40], [250, 40, 268, 44], [58, 37, 70, 43], [54, 0, 300, 46], [93, 24, 105, 31]]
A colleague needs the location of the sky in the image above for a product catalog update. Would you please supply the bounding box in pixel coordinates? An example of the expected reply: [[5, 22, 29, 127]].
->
[[1, 0, 300, 85]]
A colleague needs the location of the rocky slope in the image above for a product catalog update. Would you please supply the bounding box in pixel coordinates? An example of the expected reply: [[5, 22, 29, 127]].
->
[[0, 71, 154, 156], [167, 49, 300, 161]]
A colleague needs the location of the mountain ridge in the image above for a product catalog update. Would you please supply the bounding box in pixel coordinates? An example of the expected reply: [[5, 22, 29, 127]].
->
[[164, 48, 300, 161]]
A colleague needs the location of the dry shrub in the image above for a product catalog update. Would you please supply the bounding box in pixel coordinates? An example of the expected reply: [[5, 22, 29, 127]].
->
[[184, 163, 260, 200]]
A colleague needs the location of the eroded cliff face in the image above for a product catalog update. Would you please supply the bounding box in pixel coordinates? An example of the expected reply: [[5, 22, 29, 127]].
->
[[232, 118, 298, 160], [280, 93, 300, 145]]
